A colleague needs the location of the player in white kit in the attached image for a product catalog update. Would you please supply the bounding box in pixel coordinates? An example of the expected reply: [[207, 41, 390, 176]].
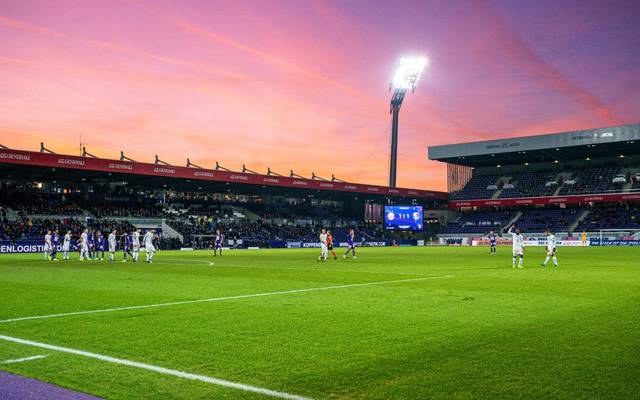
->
[[79, 229, 89, 261], [508, 225, 524, 269], [541, 229, 558, 267], [143, 230, 156, 263], [44, 230, 52, 260], [108, 229, 117, 262], [62, 230, 72, 260], [317, 229, 328, 262], [132, 229, 141, 262]]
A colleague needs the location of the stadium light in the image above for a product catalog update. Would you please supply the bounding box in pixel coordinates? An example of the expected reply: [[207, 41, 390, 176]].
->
[[391, 56, 428, 91], [388, 55, 428, 188]]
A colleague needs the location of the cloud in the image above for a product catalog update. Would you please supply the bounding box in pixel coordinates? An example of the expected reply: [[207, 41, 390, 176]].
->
[[467, 1, 624, 126], [0, 15, 65, 38]]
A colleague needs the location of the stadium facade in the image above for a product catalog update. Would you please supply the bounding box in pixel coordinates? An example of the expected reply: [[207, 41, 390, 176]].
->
[[429, 123, 640, 208], [1, 123, 639, 252]]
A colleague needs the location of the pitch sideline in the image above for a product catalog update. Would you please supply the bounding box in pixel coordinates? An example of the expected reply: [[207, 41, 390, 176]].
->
[[0, 275, 454, 324], [0, 334, 312, 400]]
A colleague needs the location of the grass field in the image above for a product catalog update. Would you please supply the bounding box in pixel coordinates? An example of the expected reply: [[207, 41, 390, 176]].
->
[[0, 246, 639, 399]]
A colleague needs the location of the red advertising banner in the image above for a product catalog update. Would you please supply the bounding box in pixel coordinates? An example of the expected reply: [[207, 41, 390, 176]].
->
[[449, 193, 640, 208], [0, 149, 447, 200]]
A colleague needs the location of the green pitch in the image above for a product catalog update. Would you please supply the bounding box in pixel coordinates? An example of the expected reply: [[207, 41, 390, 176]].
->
[[0, 246, 638, 399]]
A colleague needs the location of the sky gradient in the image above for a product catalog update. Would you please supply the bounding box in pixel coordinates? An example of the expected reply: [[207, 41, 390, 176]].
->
[[1, 0, 639, 191]]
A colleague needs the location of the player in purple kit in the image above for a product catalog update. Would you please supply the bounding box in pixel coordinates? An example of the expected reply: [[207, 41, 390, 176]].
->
[[213, 228, 224, 257], [488, 230, 497, 254], [50, 230, 60, 261], [343, 228, 357, 259], [87, 230, 95, 260], [121, 232, 133, 262], [96, 231, 105, 261]]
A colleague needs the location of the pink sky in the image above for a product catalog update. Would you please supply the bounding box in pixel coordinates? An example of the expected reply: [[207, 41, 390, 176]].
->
[[0, 0, 638, 191]]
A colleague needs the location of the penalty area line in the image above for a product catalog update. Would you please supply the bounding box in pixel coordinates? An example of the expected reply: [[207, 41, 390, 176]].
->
[[0, 275, 454, 324], [0, 334, 312, 400], [1, 354, 48, 364]]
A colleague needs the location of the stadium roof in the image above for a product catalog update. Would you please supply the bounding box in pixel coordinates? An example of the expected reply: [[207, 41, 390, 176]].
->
[[0, 148, 447, 200], [428, 123, 640, 167]]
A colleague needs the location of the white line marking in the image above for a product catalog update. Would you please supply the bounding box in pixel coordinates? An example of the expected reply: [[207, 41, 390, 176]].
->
[[0, 275, 453, 324], [0, 334, 311, 400], [160, 259, 214, 266], [1, 354, 48, 364], [192, 259, 427, 276]]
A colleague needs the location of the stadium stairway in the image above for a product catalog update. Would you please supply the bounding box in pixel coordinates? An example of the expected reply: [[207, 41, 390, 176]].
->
[[621, 167, 639, 192], [229, 206, 261, 222], [503, 211, 522, 231], [2, 206, 19, 221], [491, 176, 509, 199], [552, 172, 572, 196], [161, 220, 183, 242], [569, 209, 590, 232]]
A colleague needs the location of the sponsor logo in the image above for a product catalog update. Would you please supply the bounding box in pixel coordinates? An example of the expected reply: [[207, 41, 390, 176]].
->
[[388, 189, 400, 194], [486, 142, 520, 150], [263, 177, 279, 183], [622, 195, 640, 200], [571, 134, 594, 141], [229, 174, 248, 181], [58, 158, 85, 166], [154, 167, 175, 174], [292, 180, 308, 186], [0, 152, 31, 161], [484, 201, 501, 205], [194, 171, 214, 177], [408, 190, 418, 195], [0, 243, 64, 253], [590, 239, 640, 247], [548, 198, 567, 203], [344, 185, 358, 190], [319, 183, 334, 188], [584, 196, 603, 201], [108, 163, 133, 170], [367, 187, 379, 192], [600, 132, 614, 138], [515, 199, 533, 204]]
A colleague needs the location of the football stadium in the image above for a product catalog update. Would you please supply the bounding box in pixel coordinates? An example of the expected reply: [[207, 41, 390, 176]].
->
[[1, 2, 639, 400]]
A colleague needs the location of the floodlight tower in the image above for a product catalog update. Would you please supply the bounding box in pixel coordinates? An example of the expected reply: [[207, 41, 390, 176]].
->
[[388, 56, 427, 187]]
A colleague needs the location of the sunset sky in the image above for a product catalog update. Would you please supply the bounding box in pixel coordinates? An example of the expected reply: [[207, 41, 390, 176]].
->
[[1, 0, 639, 191]]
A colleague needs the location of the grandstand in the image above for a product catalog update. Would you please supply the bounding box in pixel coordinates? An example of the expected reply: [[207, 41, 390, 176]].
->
[[0, 146, 447, 252], [2, 124, 640, 250], [430, 123, 640, 238]]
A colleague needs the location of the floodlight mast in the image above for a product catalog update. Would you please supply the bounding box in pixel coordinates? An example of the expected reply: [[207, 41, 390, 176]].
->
[[388, 56, 426, 188]]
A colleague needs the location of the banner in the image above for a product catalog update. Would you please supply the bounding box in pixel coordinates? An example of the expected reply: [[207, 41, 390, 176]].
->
[[0, 240, 68, 254], [450, 193, 640, 208], [523, 239, 584, 247], [590, 239, 640, 246], [283, 241, 390, 248]]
